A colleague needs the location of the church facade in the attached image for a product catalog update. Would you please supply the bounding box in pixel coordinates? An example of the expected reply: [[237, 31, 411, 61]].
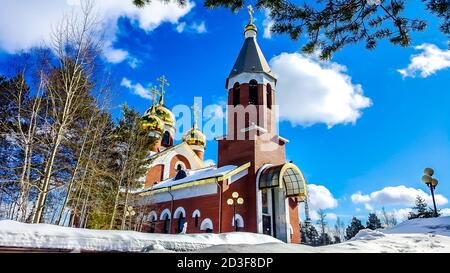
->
[[133, 10, 308, 244]]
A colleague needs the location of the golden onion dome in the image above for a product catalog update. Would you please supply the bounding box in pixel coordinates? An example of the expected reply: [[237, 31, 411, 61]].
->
[[155, 104, 175, 127], [244, 23, 257, 33], [183, 127, 206, 148], [141, 106, 164, 137]]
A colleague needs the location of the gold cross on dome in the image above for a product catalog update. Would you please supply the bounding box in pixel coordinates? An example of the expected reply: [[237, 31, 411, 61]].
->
[[247, 5, 254, 24], [157, 75, 169, 105], [149, 86, 160, 109], [191, 103, 200, 128]]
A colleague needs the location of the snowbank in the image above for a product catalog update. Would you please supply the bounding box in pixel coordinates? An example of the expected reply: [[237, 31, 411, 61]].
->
[[0, 220, 281, 252], [196, 217, 450, 253], [384, 216, 450, 236], [1, 217, 450, 253]]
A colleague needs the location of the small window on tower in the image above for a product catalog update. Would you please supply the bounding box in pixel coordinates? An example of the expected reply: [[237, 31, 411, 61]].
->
[[162, 131, 171, 146], [233, 83, 240, 107], [249, 80, 258, 105], [266, 84, 272, 109]]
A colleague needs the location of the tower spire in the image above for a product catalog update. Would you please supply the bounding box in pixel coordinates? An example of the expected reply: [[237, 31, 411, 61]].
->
[[157, 75, 169, 105]]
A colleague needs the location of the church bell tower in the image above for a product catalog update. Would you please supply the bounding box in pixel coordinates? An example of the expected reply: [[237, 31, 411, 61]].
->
[[218, 6, 288, 170]]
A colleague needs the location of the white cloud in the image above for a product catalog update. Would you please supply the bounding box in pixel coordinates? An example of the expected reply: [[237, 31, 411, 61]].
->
[[304, 184, 338, 221], [0, 0, 195, 64], [270, 53, 372, 128], [176, 22, 187, 33], [398, 43, 450, 78], [120, 77, 151, 100], [351, 191, 371, 203], [204, 159, 216, 166], [104, 41, 129, 63], [440, 208, 450, 216], [351, 185, 449, 209], [262, 9, 274, 39], [191, 21, 207, 34], [127, 57, 141, 69], [177, 21, 207, 34]]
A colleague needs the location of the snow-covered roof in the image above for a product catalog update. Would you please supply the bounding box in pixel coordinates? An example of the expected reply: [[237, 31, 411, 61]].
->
[[138, 165, 239, 193]]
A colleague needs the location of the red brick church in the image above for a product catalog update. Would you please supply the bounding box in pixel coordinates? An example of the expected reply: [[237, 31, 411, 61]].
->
[[133, 8, 308, 243]]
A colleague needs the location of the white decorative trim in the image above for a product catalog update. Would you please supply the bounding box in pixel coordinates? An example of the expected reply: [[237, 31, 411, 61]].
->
[[227, 72, 276, 90], [255, 164, 273, 234], [189, 145, 205, 152], [139, 183, 217, 205], [160, 208, 171, 220], [232, 214, 245, 228], [285, 198, 291, 243], [214, 135, 226, 141], [276, 135, 290, 143], [148, 210, 158, 222], [173, 207, 186, 219], [174, 161, 187, 171], [229, 169, 248, 184], [192, 209, 201, 218], [240, 122, 268, 134], [200, 218, 213, 231]]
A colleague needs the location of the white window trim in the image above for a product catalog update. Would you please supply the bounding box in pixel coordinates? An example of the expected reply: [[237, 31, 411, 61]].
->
[[173, 207, 186, 219], [160, 208, 171, 220], [232, 214, 245, 228], [200, 218, 213, 231], [192, 209, 201, 218], [148, 210, 158, 222]]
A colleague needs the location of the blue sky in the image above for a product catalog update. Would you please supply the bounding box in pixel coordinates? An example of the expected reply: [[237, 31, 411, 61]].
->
[[1, 0, 450, 225]]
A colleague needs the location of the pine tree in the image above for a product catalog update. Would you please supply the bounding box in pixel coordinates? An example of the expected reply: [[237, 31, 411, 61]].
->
[[345, 217, 365, 240], [408, 196, 437, 219], [366, 213, 382, 230]]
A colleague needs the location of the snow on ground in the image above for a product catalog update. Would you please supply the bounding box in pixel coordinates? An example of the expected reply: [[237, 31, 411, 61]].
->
[[1, 217, 450, 253], [196, 217, 450, 253], [0, 220, 280, 252]]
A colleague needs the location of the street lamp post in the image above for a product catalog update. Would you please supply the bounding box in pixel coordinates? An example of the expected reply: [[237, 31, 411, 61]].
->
[[422, 167, 439, 217], [227, 192, 244, 231]]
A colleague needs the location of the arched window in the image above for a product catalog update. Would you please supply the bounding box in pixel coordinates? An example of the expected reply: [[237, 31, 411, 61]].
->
[[266, 84, 272, 109], [149, 211, 157, 233], [232, 214, 245, 231], [160, 209, 171, 234], [200, 218, 213, 233], [192, 209, 201, 227], [177, 213, 186, 233], [162, 131, 171, 146], [233, 82, 240, 106], [249, 80, 258, 105], [163, 214, 170, 233]]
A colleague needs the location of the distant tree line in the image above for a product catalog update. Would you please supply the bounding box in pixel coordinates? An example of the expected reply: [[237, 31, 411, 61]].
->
[[301, 195, 439, 245], [0, 2, 154, 230]]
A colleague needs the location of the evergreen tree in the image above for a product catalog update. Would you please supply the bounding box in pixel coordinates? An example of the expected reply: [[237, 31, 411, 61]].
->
[[333, 235, 341, 244], [366, 213, 382, 230], [300, 221, 320, 246], [345, 217, 365, 240], [408, 196, 438, 219]]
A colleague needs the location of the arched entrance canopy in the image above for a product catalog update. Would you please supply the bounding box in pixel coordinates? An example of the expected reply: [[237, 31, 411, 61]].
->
[[258, 163, 307, 199]]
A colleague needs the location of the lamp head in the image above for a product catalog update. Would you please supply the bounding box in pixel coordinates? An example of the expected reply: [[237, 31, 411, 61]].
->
[[237, 197, 244, 205], [422, 174, 432, 185], [227, 198, 234, 205], [232, 192, 239, 199], [424, 167, 434, 176], [431, 178, 438, 187]]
